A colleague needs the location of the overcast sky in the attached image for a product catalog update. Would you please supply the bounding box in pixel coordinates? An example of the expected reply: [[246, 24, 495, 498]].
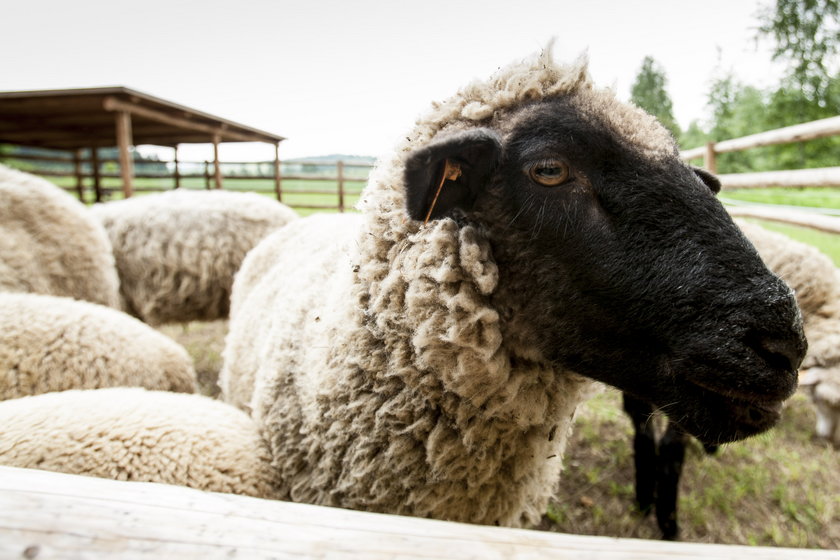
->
[[3, 0, 784, 161]]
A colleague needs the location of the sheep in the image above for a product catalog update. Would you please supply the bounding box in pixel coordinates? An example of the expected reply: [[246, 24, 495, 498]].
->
[[220, 46, 805, 529], [90, 189, 298, 326], [0, 163, 120, 308], [0, 292, 196, 399], [621, 218, 840, 539], [0, 387, 281, 498]]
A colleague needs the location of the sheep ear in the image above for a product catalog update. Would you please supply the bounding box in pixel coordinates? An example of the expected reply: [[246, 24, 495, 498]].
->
[[692, 166, 721, 194], [404, 128, 501, 221]]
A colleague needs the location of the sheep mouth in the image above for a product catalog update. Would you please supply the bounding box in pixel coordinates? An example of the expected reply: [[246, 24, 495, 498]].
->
[[672, 379, 788, 445]]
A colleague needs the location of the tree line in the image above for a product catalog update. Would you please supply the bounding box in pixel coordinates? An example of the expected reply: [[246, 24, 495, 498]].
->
[[631, 0, 839, 174]]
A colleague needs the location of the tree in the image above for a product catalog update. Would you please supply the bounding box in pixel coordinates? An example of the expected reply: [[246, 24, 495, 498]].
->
[[758, 0, 840, 167], [630, 56, 681, 138], [758, 0, 840, 104]]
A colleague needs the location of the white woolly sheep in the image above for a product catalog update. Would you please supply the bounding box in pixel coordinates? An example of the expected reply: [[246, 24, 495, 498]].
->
[[0, 388, 281, 498], [0, 292, 196, 399], [739, 220, 840, 446], [0, 163, 120, 308], [622, 218, 840, 539], [90, 189, 298, 325], [221, 47, 805, 528]]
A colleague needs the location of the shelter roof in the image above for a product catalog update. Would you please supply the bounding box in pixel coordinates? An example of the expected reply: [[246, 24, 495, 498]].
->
[[0, 86, 285, 150]]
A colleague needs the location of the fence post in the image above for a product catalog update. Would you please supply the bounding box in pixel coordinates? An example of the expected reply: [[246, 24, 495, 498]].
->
[[273, 142, 283, 201], [173, 145, 181, 189], [704, 141, 717, 174], [212, 133, 223, 189], [337, 160, 345, 212], [91, 147, 103, 203], [204, 161, 211, 190], [73, 149, 84, 202]]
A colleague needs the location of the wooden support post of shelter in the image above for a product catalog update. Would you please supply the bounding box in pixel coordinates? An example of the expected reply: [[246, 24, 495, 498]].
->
[[212, 133, 223, 189], [72, 149, 83, 201], [273, 141, 282, 201], [337, 160, 345, 212], [173, 144, 180, 189], [114, 110, 135, 198], [90, 147, 102, 203]]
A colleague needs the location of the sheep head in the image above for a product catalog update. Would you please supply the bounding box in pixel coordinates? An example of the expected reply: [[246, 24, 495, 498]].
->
[[402, 94, 806, 446]]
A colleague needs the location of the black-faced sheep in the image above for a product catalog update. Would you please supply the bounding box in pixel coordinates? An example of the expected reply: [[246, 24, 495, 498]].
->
[[220, 48, 806, 528], [0, 292, 196, 399], [0, 388, 280, 498], [0, 163, 120, 308], [90, 189, 298, 325], [621, 218, 840, 540]]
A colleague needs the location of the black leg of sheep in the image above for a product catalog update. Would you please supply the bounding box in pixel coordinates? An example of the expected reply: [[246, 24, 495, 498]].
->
[[622, 392, 720, 540]]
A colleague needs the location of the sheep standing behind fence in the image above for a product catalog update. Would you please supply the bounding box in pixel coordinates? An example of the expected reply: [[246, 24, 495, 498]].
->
[[91, 189, 298, 325], [220, 47, 805, 528]]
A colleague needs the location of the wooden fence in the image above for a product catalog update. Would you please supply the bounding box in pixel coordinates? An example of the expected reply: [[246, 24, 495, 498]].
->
[[680, 115, 840, 232], [0, 149, 373, 213], [3, 466, 838, 559]]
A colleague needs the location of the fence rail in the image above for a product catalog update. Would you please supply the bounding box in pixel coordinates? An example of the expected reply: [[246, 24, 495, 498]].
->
[[679, 115, 840, 231], [2, 466, 836, 560], [0, 148, 374, 213]]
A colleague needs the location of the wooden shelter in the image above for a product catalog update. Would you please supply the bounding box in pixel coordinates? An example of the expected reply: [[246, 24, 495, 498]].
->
[[0, 86, 285, 197]]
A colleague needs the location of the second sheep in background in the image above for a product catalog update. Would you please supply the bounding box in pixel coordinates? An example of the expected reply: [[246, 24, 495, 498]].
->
[[91, 189, 298, 325]]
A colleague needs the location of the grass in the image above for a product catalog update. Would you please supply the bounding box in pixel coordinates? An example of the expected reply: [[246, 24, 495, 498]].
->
[[541, 387, 840, 549]]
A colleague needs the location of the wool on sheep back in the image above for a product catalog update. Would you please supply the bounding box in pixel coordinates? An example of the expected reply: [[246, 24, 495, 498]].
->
[[222, 48, 804, 528], [0, 292, 196, 399], [0, 164, 120, 308], [0, 388, 281, 498], [91, 189, 297, 325]]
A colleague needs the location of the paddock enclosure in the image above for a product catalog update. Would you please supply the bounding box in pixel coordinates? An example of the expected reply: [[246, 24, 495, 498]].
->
[[2, 89, 840, 556]]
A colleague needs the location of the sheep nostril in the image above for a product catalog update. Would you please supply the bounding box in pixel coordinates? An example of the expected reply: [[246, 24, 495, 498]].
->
[[749, 333, 805, 374]]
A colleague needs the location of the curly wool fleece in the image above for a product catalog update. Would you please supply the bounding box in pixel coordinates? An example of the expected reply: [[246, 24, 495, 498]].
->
[[0, 164, 120, 308], [91, 189, 297, 325], [0, 388, 281, 498], [0, 292, 196, 399], [223, 47, 674, 527]]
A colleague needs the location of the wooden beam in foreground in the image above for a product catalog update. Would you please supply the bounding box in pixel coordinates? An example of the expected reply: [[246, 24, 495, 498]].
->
[[1, 467, 837, 560]]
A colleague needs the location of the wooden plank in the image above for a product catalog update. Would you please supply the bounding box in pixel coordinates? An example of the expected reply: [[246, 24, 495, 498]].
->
[[715, 115, 840, 154], [727, 204, 840, 234], [0, 466, 836, 560], [720, 167, 840, 189], [681, 115, 840, 161], [102, 96, 263, 144], [114, 111, 134, 198]]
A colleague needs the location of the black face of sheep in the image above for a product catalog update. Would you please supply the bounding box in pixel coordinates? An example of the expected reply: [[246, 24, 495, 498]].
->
[[404, 97, 806, 446]]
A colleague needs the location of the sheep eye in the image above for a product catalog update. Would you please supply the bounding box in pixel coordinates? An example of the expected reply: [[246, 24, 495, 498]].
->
[[527, 160, 570, 187]]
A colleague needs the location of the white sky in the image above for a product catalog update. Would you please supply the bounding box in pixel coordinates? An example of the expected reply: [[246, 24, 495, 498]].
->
[[2, 0, 784, 161]]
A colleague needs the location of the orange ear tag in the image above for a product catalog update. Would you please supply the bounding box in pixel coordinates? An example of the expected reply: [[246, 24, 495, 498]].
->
[[423, 159, 462, 225]]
